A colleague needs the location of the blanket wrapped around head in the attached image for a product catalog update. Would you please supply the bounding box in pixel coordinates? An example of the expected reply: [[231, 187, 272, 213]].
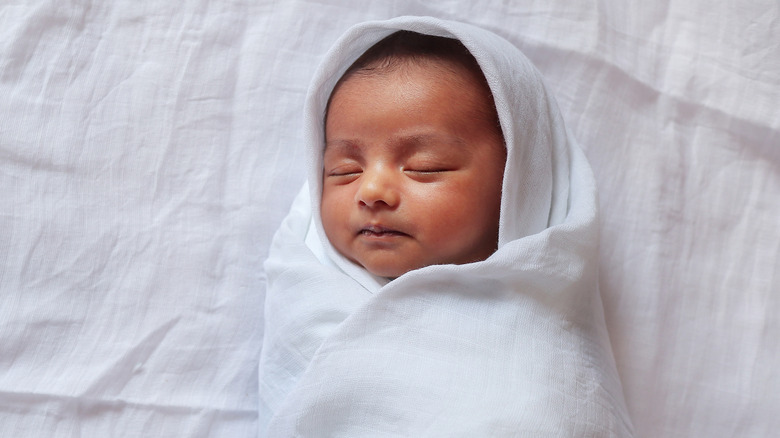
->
[[260, 16, 634, 437]]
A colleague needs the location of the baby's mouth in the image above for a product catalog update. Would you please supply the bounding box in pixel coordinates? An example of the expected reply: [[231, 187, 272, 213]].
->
[[358, 225, 408, 237]]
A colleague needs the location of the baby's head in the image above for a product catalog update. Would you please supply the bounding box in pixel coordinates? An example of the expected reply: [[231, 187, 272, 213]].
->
[[321, 31, 506, 278]]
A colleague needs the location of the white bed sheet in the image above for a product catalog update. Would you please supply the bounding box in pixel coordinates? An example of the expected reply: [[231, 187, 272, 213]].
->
[[1, 1, 778, 437]]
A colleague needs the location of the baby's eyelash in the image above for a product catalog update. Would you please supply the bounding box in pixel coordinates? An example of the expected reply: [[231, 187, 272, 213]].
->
[[327, 169, 362, 177], [404, 168, 451, 173]]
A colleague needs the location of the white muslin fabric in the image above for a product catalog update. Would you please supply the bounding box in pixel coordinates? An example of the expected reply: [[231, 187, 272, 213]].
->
[[260, 16, 634, 437]]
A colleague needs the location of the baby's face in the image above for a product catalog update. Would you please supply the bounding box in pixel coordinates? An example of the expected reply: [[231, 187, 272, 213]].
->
[[321, 60, 505, 278]]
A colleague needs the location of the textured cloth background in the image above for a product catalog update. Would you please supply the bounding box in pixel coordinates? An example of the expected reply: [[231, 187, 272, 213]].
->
[[1, 1, 778, 437]]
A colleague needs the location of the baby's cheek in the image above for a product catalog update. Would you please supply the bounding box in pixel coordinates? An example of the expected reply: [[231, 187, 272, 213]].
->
[[423, 195, 470, 233], [320, 194, 342, 239]]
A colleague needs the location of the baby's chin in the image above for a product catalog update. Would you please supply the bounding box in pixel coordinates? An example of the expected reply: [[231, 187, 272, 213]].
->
[[355, 258, 425, 280]]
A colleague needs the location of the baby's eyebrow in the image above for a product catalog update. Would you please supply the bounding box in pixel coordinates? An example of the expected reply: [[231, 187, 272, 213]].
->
[[395, 132, 467, 150], [324, 132, 466, 155], [323, 139, 362, 154]]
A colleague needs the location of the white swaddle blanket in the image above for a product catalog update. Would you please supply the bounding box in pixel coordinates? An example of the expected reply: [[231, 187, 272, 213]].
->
[[260, 16, 634, 437]]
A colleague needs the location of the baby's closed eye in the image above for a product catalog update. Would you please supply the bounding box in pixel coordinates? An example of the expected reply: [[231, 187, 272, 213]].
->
[[327, 166, 362, 176], [324, 162, 363, 184], [403, 155, 459, 175], [403, 166, 452, 173], [403, 162, 457, 182]]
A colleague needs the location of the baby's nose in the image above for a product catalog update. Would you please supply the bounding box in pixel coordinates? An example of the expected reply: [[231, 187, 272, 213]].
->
[[356, 167, 400, 209]]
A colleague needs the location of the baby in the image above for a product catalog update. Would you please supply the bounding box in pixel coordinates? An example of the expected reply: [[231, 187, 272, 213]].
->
[[320, 31, 506, 278], [261, 17, 633, 437]]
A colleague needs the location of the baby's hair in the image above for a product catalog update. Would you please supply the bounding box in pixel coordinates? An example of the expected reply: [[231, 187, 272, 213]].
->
[[325, 31, 502, 138], [343, 31, 484, 81]]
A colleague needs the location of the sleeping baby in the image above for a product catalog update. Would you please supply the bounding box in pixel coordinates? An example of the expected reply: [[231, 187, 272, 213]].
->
[[260, 16, 634, 437], [321, 31, 506, 279]]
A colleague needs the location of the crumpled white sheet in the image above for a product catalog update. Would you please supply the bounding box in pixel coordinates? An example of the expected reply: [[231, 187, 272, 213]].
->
[[1, 1, 778, 437]]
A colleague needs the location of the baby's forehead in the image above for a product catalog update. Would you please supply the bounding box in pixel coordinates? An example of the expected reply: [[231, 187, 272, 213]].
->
[[331, 59, 492, 115], [328, 59, 499, 129]]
